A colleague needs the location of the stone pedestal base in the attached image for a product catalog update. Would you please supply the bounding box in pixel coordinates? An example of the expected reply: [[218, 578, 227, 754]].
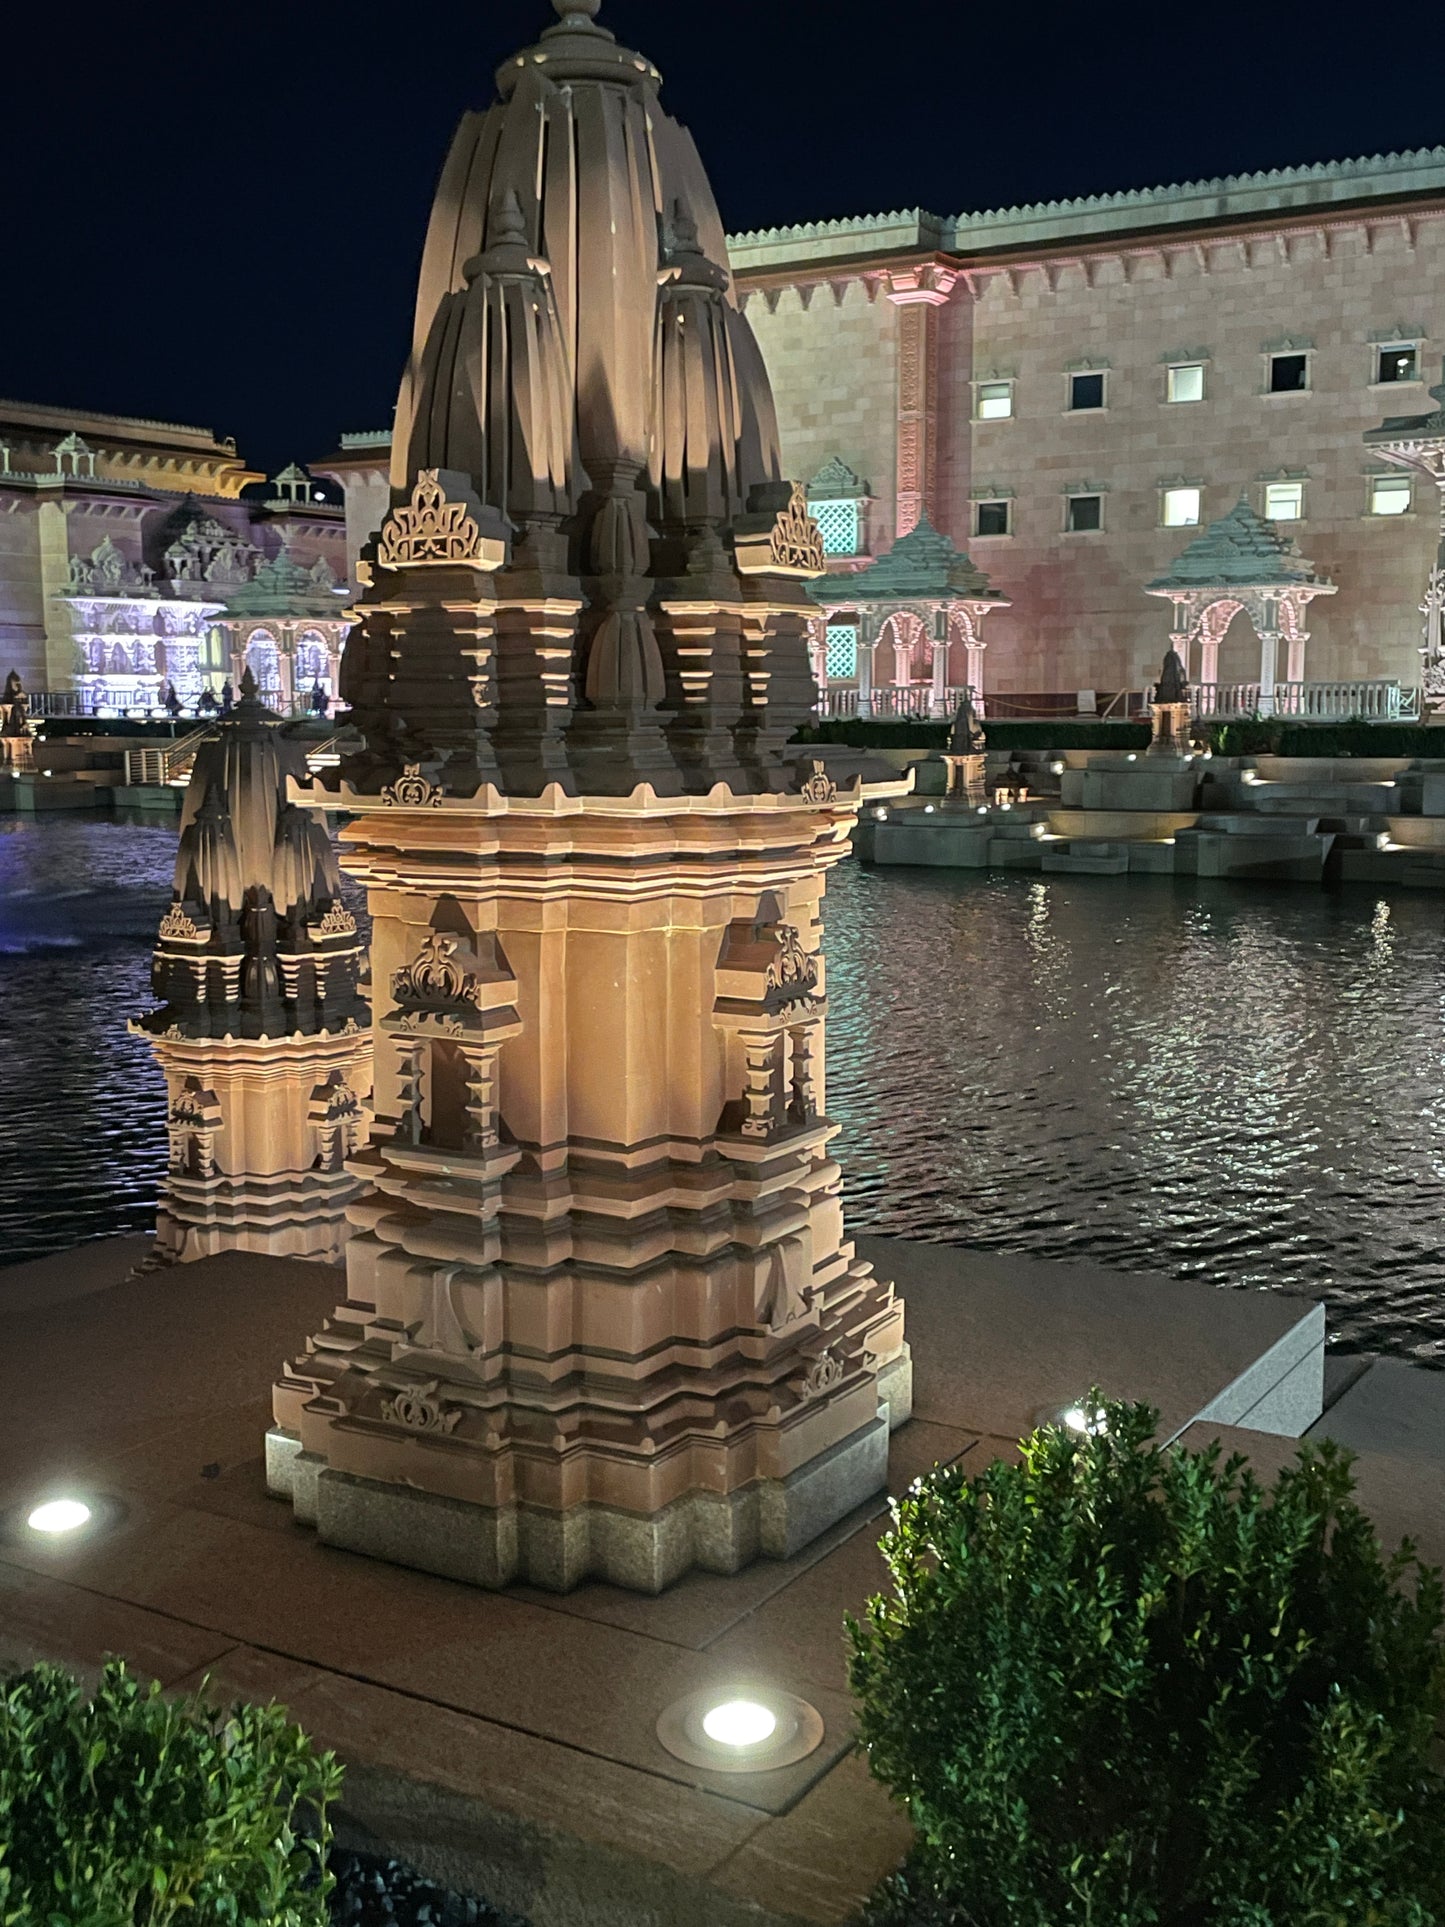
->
[[268, 1353, 908, 1594]]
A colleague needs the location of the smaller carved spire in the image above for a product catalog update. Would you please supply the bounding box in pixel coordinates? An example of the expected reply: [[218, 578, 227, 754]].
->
[[552, 0, 600, 16], [240, 665, 259, 701]]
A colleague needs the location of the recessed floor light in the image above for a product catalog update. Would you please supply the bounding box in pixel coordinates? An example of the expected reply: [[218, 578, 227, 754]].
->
[[6, 1491, 123, 1547], [657, 1685, 824, 1774], [27, 1498, 91, 1534]]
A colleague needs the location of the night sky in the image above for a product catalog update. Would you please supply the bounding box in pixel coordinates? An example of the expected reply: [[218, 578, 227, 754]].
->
[[5, 0, 1432, 478]]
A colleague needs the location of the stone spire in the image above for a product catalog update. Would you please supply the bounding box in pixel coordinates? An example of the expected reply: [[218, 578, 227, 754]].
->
[[140, 671, 365, 1042], [133, 674, 371, 1264], [347, 0, 805, 799], [272, 2, 907, 1594]]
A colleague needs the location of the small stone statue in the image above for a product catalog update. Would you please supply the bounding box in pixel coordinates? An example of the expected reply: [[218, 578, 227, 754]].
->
[[1148, 647, 1194, 758], [220, 678, 235, 716], [309, 679, 330, 717], [164, 682, 182, 721], [1154, 647, 1189, 707], [198, 686, 218, 716], [948, 692, 985, 755], [1, 669, 30, 736]]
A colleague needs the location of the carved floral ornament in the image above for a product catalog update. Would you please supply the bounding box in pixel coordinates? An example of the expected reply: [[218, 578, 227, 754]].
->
[[391, 931, 486, 1025], [764, 924, 823, 1013], [799, 759, 837, 806], [734, 481, 826, 578], [380, 763, 444, 808], [376, 470, 506, 571], [159, 903, 207, 943], [311, 903, 358, 938], [378, 1380, 462, 1434]]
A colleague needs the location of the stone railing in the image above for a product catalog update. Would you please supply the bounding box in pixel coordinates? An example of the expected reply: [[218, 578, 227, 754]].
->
[[815, 684, 972, 721], [1192, 680, 1420, 722]]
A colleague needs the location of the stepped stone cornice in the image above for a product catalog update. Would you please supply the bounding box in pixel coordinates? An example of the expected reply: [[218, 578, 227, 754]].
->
[[727, 145, 1445, 272]]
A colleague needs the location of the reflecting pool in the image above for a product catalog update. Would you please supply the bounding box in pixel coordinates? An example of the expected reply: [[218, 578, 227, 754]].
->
[[1, 814, 1442, 1361]]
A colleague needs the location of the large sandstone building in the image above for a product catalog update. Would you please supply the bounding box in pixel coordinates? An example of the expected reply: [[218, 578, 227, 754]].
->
[[0, 399, 349, 712], [729, 148, 1445, 711]]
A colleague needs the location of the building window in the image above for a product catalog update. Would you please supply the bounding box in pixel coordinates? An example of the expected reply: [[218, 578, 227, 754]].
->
[[1268, 352, 1310, 394], [824, 624, 859, 679], [811, 498, 862, 557], [1376, 344, 1419, 384], [1065, 494, 1102, 532], [1264, 480, 1304, 521], [1069, 371, 1106, 411], [974, 499, 1011, 537], [1162, 486, 1201, 527], [1370, 473, 1412, 515], [976, 381, 1013, 420], [1166, 363, 1205, 403]]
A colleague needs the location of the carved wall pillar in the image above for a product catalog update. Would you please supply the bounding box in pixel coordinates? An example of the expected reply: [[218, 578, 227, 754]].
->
[[886, 265, 958, 540]]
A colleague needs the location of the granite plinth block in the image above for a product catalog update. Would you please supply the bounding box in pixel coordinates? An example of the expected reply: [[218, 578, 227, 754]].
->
[[312, 1413, 893, 1596]]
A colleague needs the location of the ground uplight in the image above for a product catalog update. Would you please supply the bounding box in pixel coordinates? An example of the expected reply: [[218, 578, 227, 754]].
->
[[656, 1685, 824, 1773], [702, 1698, 777, 1748], [26, 1497, 91, 1534]]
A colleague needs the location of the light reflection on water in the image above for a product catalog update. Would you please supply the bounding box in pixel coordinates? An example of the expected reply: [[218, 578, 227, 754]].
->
[[824, 863, 1445, 1363], [1, 815, 1442, 1362]]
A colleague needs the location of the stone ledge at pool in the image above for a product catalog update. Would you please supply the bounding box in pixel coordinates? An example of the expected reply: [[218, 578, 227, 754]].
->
[[858, 749, 1445, 888]]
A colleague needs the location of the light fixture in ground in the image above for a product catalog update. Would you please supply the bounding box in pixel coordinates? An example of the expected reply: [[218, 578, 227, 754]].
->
[[1036, 1400, 1109, 1437], [6, 1491, 123, 1546], [656, 1685, 824, 1774]]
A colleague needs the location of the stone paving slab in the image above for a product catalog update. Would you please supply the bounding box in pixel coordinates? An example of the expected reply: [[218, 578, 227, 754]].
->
[[0, 1234, 1332, 1926]]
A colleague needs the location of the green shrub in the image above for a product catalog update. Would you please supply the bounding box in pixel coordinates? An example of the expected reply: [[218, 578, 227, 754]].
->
[[0, 1657, 343, 1925], [1206, 720, 1442, 759], [849, 1400, 1445, 1927]]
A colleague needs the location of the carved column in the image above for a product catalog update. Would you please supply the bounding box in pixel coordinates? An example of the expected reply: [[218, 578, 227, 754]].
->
[[886, 265, 959, 540], [1256, 594, 1280, 716], [929, 606, 949, 719], [857, 611, 875, 718]]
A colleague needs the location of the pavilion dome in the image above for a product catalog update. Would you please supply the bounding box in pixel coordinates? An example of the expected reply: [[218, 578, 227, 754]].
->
[[826, 516, 1005, 603], [1146, 497, 1328, 593]]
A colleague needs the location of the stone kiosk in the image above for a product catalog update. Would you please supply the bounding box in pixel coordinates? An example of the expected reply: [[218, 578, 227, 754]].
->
[[268, 0, 910, 1594]]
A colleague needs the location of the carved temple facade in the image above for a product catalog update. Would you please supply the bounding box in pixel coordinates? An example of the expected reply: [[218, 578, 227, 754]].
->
[[266, 0, 909, 1596], [0, 401, 350, 711]]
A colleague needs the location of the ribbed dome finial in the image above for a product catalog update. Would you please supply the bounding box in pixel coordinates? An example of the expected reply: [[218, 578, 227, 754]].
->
[[552, 0, 601, 19]]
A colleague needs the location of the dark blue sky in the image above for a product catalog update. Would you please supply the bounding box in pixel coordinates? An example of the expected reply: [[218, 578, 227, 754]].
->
[[5, 0, 1431, 476]]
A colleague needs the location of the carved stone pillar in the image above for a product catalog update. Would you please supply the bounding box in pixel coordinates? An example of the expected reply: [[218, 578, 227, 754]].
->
[[929, 608, 949, 719], [885, 265, 958, 539], [1256, 595, 1280, 716], [857, 611, 875, 717]]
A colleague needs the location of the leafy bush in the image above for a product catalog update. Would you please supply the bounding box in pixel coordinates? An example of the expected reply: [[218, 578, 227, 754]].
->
[[849, 1400, 1445, 1927], [0, 1657, 343, 1925]]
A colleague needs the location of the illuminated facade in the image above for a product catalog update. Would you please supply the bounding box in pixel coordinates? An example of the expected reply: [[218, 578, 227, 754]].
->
[[0, 400, 348, 708], [728, 150, 1445, 709]]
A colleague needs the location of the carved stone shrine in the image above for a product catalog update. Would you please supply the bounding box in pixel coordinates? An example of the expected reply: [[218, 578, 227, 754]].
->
[[267, 0, 910, 1593], [133, 671, 372, 1264]]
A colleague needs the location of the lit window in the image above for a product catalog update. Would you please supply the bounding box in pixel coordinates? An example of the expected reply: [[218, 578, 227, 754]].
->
[[1264, 481, 1304, 520], [824, 625, 858, 679], [1066, 494, 1102, 532], [1069, 372, 1106, 411], [1376, 344, 1418, 384], [1162, 487, 1201, 527], [975, 499, 1011, 537], [1268, 352, 1309, 394], [977, 381, 1013, 420], [810, 498, 861, 557], [1166, 363, 1205, 403], [1370, 473, 1412, 515]]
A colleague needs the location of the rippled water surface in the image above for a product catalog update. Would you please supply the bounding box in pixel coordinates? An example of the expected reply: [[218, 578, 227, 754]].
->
[[2, 814, 1443, 1359]]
